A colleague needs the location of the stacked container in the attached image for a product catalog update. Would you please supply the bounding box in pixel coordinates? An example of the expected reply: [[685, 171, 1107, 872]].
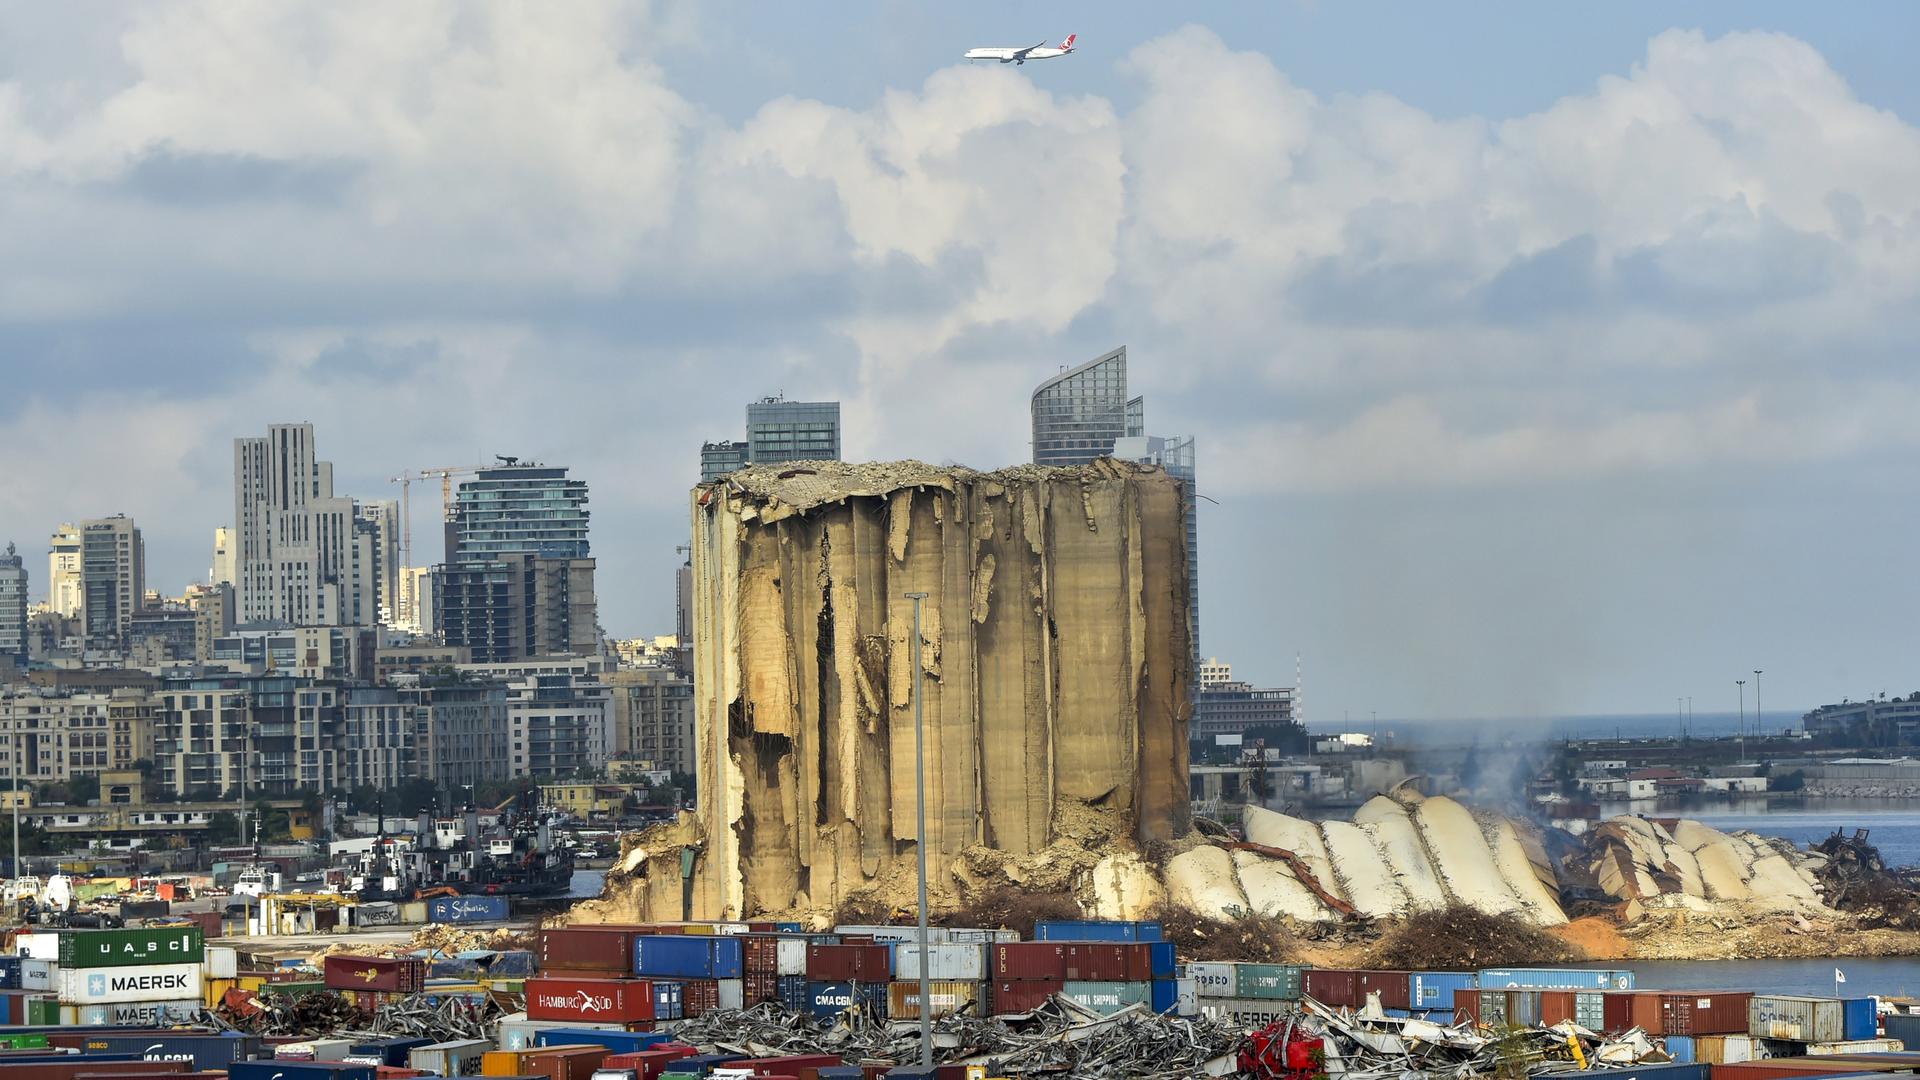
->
[[54, 926, 207, 1025]]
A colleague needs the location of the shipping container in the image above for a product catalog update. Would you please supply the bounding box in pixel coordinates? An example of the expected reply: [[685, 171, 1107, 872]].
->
[[1751, 996, 1854, 1044], [1696, 1034, 1772, 1065], [1887, 1015, 1920, 1047], [1186, 962, 1235, 998], [1356, 970, 1411, 1011], [1479, 967, 1634, 990], [1304, 969, 1359, 1008], [60, 927, 206, 969], [776, 938, 809, 978], [55, 962, 203, 1005], [948, 929, 1021, 945], [1806, 1040, 1908, 1055], [1605, 990, 1664, 1036], [885, 980, 984, 1020], [207, 947, 238, 980], [1661, 992, 1754, 1036], [831, 925, 951, 944], [1844, 999, 1883, 1041], [1175, 977, 1199, 1017], [601, 1044, 698, 1079], [323, 954, 424, 994], [804, 945, 891, 982], [654, 1053, 745, 1076], [742, 935, 780, 975], [718, 977, 744, 1011], [1564, 1066, 1706, 1080], [1411, 972, 1475, 1012], [537, 928, 641, 974], [987, 979, 1063, 1015], [13, 932, 59, 960], [516, 1044, 612, 1080], [276, 1037, 355, 1060], [1667, 1036, 1695, 1064], [62, 998, 206, 1027], [76, 1033, 260, 1069], [346, 1035, 433, 1067], [1196, 996, 1300, 1027], [1061, 944, 1154, 983], [1539, 990, 1577, 1028], [535, 1029, 675, 1055], [1152, 979, 1178, 1014], [1033, 920, 1163, 942], [893, 944, 987, 982], [230, 1065, 377, 1080], [633, 936, 743, 980], [1708, 1062, 1912, 1080], [1233, 964, 1308, 1001], [408, 1038, 490, 1075], [725, 1054, 842, 1078], [496, 1019, 630, 1052], [807, 982, 887, 1018], [0, 1064, 189, 1080], [992, 943, 1066, 982], [526, 978, 678, 1024], [680, 978, 720, 1018], [428, 895, 510, 924]]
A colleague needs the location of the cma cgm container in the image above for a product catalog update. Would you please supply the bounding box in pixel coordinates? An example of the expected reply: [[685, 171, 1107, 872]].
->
[[77, 1033, 261, 1069], [808, 982, 888, 1018], [1479, 967, 1634, 990], [1033, 920, 1164, 942], [427, 894, 509, 924], [633, 935, 744, 980], [60, 927, 206, 969], [321, 954, 424, 993], [539, 927, 644, 973], [525, 977, 676, 1023]]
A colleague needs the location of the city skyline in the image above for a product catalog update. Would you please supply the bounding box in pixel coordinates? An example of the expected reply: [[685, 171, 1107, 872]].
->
[[3, 6, 1918, 718]]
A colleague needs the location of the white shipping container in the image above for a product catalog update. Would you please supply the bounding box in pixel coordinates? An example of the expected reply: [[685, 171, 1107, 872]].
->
[[276, 1038, 352, 1061], [495, 1018, 627, 1051], [713, 922, 751, 936], [718, 978, 744, 1011], [1185, 962, 1236, 998], [411, 1038, 490, 1075], [834, 924, 952, 944], [19, 958, 54, 992], [1198, 996, 1297, 1026], [1177, 978, 1199, 1017], [15, 932, 60, 961], [55, 962, 203, 1005], [895, 943, 987, 981], [776, 938, 809, 977], [1807, 1039, 1904, 1055], [948, 928, 1021, 945], [207, 946, 238, 980], [400, 902, 429, 925], [61, 998, 202, 1027]]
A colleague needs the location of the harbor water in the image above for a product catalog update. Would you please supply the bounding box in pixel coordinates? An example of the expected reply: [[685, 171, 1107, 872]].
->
[[1578, 956, 1920, 998]]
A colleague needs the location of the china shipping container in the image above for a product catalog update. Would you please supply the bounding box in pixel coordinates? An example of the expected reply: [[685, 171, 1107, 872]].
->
[[1059, 981, 1151, 1015], [1410, 972, 1475, 1012], [993, 943, 1066, 981], [1234, 964, 1308, 1001], [989, 979, 1065, 1014], [539, 927, 643, 973], [321, 955, 424, 994], [1033, 920, 1163, 942], [805, 944, 892, 982]]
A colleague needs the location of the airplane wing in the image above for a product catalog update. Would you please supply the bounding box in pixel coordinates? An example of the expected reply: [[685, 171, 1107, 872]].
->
[[1014, 39, 1046, 57]]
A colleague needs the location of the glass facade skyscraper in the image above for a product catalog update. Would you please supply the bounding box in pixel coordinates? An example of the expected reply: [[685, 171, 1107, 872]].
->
[[449, 464, 590, 561], [746, 397, 841, 464], [1031, 346, 1132, 467]]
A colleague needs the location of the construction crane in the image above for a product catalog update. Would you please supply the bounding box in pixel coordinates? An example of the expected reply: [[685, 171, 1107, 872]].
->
[[387, 463, 493, 621]]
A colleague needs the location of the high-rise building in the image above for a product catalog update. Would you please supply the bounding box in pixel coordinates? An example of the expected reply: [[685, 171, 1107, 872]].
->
[[59, 516, 144, 648], [1031, 346, 1136, 467], [233, 423, 379, 627], [210, 527, 236, 586], [608, 665, 695, 774], [1035, 348, 1201, 668], [48, 524, 82, 617], [0, 543, 26, 663], [436, 461, 597, 663], [187, 583, 234, 663], [699, 396, 842, 481], [354, 500, 401, 625]]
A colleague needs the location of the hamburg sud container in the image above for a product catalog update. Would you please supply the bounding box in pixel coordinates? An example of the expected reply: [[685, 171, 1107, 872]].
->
[[59, 927, 206, 969], [1749, 995, 1858, 1043], [633, 935, 744, 980], [525, 977, 677, 1023], [321, 954, 424, 994], [427, 894, 509, 924], [1480, 967, 1634, 990]]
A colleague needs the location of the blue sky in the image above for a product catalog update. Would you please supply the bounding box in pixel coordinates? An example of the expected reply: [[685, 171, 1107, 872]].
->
[[2, 2, 1918, 722]]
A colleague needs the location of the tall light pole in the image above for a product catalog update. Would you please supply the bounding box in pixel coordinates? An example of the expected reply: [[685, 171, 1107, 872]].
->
[[904, 591, 933, 1070], [1753, 670, 1764, 742], [10, 720, 19, 887], [1736, 679, 1746, 764]]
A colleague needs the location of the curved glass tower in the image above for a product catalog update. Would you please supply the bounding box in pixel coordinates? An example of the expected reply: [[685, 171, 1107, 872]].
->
[[1030, 347, 1139, 466]]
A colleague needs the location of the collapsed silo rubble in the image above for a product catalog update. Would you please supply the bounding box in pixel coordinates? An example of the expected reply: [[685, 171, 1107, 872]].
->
[[626, 459, 1192, 921]]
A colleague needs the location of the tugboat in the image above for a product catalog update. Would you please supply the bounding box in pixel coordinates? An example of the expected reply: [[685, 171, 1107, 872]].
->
[[346, 798, 575, 901]]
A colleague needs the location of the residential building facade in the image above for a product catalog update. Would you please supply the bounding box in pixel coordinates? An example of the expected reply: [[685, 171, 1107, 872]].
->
[[49, 517, 145, 648], [0, 542, 25, 663], [401, 681, 510, 791], [232, 423, 378, 627], [436, 462, 597, 662], [608, 664, 695, 774], [457, 657, 612, 779], [0, 688, 154, 785]]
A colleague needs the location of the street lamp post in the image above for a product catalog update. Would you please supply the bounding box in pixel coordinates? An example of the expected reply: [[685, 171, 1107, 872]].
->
[[1753, 670, 1764, 742], [905, 591, 933, 1070], [1736, 680, 1746, 764]]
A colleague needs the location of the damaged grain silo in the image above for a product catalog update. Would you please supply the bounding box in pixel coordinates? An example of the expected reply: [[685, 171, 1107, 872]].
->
[[654, 459, 1192, 921]]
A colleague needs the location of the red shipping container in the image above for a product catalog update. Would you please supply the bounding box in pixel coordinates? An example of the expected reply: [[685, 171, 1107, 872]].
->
[[990, 978, 1065, 1013], [1659, 991, 1753, 1035], [539, 927, 642, 973], [992, 942, 1066, 981], [1452, 988, 1481, 1028], [1356, 970, 1411, 1011], [1304, 969, 1361, 1007], [1061, 943, 1152, 982], [518, 1044, 612, 1080], [1711, 1064, 1903, 1080], [1539, 990, 1576, 1027], [743, 935, 781, 974], [682, 978, 721, 1017], [525, 977, 662, 1023], [377, 1069, 425, 1078], [604, 1045, 699, 1080], [805, 944, 890, 981], [745, 972, 780, 1004], [323, 954, 425, 993], [1600, 991, 1662, 1035], [730, 1054, 844, 1080]]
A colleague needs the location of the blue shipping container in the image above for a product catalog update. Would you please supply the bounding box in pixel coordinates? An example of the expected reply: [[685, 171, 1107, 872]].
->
[[1665, 1036, 1695, 1064], [535, 1027, 675, 1054], [633, 934, 745, 979], [79, 1034, 261, 1069], [1151, 980, 1177, 1014], [1885, 1013, 1920, 1046], [1412, 972, 1477, 1010], [1149, 942, 1176, 978], [1479, 967, 1633, 990], [0, 956, 20, 990], [1578, 1066, 1706, 1080], [662, 1053, 746, 1076], [1034, 920, 1164, 942], [348, 1036, 432, 1067], [780, 974, 810, 1011], [809, 981, 887, 1018], [428, 894, 510, 924], [1844, 997, 1880, 1041], [229, 1064, 378, 1080], [770, 921, 805, 933], [819, 1069, 865, 1080]]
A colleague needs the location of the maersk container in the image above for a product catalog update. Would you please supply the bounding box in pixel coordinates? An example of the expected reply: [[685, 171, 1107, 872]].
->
[[1232, 963, 1307, 1001], [1033, 920, 1163, 942], [1186, 962, 1235, 998], [408, 1037, 489, 1075], [1061, 980, 1150, 1014], [1666, 1036, 1696, 1064], [1479, 967, 1633, 990], [632, 934, 744, 979], [894, 943, 987, 982], [428, 894, 510, 924], [1196, 996, 1298, 1026], [1750, 995, 1850, 1043], [1411, 972, 1476, 1012]]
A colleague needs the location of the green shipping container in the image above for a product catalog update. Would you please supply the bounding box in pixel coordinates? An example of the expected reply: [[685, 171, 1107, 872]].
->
[[58, 926, 206, 968], [266, 980, 330, 997], [1233, 964, 1309, 1000], [0, 1033, 50, 1049], [25, 996, 60, 1025], [1061, 981, 1151, 1014]]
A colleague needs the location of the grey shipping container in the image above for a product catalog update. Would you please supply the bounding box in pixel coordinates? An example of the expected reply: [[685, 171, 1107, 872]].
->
[[409, 1038, 489, 1075], [1749, 995, 1847, 1043], [895, 943, 988, 981]]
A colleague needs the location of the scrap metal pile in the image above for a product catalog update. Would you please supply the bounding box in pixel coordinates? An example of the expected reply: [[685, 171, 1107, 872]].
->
[[663, 997, 1243, 1078], [211, 988, 505, 1043]]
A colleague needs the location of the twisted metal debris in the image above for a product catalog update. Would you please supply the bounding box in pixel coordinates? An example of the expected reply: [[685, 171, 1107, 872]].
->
[[212, 989, 506, 1044]]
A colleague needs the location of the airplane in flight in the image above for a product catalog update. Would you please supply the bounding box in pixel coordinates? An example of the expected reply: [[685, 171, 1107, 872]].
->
[[964, 34, 1076, 65]]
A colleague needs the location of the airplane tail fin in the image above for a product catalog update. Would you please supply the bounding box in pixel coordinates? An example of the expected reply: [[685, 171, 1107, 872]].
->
[[1061, 33, 1077, 51]]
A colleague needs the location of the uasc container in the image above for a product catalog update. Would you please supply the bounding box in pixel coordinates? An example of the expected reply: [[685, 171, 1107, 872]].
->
[[60, 927, 206, 969]]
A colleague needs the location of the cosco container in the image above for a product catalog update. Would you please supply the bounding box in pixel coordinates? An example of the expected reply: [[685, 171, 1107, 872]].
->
[[55, 962, 203, 1005], [1479, 967, 1633, 990], [895, 943, 987, 982], [59, 927, 206, 969], [1033, 920, 1163, 942], [887, 980, 985, 1019], [526, 977, 680, 1023], [633, 935, 744, 980], [1411, 972, 1476, 1012], [1186, 962, 1235, 998], [1750, 995, 1851, 1043], [1235, 963, 1307, 1001], [427, 894, 510, 924], [408, 1037, 489, 1075]]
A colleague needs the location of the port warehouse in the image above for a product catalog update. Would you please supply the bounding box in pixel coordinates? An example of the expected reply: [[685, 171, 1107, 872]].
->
[[3, 918, 1920, 1076]]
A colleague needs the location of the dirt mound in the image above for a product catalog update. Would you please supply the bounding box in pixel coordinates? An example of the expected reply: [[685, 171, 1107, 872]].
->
[[1149, 903, 1298, 963], [831, 885, 1082, 938], [1551, 916, 1632, 960], [1365, 905, 1581, 970]]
